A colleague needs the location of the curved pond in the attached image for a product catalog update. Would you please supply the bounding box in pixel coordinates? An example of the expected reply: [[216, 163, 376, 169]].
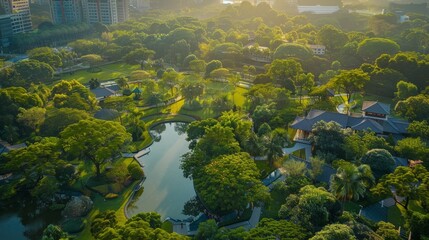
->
[[127, 122, 195, 220]]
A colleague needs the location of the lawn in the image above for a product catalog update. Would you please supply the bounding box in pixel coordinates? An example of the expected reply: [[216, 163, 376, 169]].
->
[[71, 157, 139, 239], [56, 62, 140, 84]]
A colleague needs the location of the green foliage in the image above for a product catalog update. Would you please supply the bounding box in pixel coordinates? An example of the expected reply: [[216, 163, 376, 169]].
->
[[40, 108, 89, 137], [395, 137, 428, 166], [127, 162, 144, 180], [327, 69, 369, 104], [357, 38, 400, 62], [406, 211, 429, 240], [60, 118, 131, 176], [317, 24, 348, 51], [361, 149, 395, 179], [309, 120, 350, 161], [195, 152, 269, 214], [407, 121, 429, 140], [42, 224, 68, 240], [395, 95, 429, 121], [62, 218, 86, 234], [273, 43, 313, 60], [375, 222, 401, 240], [395, 80, 418, 100], [247, 218, 308, 240], [371, 165, 429, 210], [127, 212, 162, 229], [330, 162, 375, 202], [310, 224, 356, 240], [205, 60, 222, 76], [281, 185, 340, 231]]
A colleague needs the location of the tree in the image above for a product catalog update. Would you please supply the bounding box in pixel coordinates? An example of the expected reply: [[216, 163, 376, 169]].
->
[[310, 224, 356, 240], [281, 185, 340, 231], [295, 72, 314, 103], [195, 152, 269, 214], [28, 47, 62, 69], [309, 156, 325, 181], [61, 119, 131, 176], [161, 68, 181, 96], [395, 80, 418, 100], [268, 59, 303, 92], [261, 128, 289, 167], [375, 222, 401, 240], [361, 149, 395, 179], [328, 69, 369, 105], [407, 121, 429, 140], [40, 108, 89, 137], [195, 219, 218, 240], [80, 54, 102, 71], [123, 47, 155, 65], [282, 159, 307, 177], [189, 59, 206, 74], [127, 162, 144, 180], [395, 95, 429, 121], [247, 218, 308, 240], [180, 81, 205, 105], [17, 107, 46, 132], [273, 43, 313, 60], [309, 121, 350, 161], [14, 60, 54, 85], [205, 60, 222, 76], [330, 162, 375, 204], [395, 137, 428, 166], [42, 224, 68, 240], [372, 165, 429, 210], [357, 38, 400, 62], [317, 25, 348, 52], [2, 137, 62, 200]]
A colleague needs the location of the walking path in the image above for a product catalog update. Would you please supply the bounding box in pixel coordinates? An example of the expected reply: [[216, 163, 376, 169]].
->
[[283, 142, 312, 161]]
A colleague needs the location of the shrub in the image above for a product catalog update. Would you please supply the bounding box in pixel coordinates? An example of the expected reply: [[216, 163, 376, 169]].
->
[[105, 193, 118, 199], [61, 218, 85, 234], [128, 162, 144, 180]]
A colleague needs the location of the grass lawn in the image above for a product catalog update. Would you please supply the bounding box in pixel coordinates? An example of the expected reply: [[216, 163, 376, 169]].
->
[[261, 186, 285, 219], [56, 62, 140, 84], [71, 157, 139, 240], [388, 200, 426, 227]]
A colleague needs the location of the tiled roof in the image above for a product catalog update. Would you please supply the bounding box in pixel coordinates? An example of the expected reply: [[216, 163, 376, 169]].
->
[[291, 109, 409, 135], [362, 101, 391, 115]]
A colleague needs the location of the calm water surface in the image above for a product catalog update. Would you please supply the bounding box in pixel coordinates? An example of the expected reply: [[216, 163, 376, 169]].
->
[[127, 122, 195, 220]]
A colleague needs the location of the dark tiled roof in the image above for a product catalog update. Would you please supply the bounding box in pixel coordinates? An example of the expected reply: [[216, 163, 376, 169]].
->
[[362, 101, 390, 115], [351, 119, 383, 133], [291, 109, 409, 135], [91, 87, 116, 99]]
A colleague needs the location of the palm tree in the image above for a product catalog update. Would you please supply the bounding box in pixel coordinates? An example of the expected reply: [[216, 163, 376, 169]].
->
[[262, 129, 288, 167], [330, 163, 375, 207]]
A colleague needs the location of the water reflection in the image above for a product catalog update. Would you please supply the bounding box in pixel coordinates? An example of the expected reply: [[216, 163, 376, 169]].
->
[[128, 122, 195, 220]]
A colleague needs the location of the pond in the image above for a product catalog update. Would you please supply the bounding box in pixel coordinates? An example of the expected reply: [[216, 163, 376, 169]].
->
[[0, 201, 62, 240], [127, 122, 196, 220]]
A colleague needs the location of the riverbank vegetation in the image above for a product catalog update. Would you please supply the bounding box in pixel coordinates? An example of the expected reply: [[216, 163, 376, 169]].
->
[[1, 0, 429, 239]]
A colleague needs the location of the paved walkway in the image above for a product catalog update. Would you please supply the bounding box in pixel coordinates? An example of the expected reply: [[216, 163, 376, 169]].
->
[[283, 142, 312, 161]]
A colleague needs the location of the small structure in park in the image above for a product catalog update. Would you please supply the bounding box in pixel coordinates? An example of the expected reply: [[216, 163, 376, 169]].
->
[[290, 101, 409, 142], [90, 81, 121, 100]]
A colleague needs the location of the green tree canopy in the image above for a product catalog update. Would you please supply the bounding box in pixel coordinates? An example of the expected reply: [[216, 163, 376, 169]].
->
[[195, 152, 269, 214], [357, 38, 400, 62], [310, 224, 356, 240], [247, 218, 308, 240], [317, 24, 348, 51], [273, 43, 313, 60], [371, 164, 429, 210], [361, 149, 395, 179], [60, 118, 131, 176]]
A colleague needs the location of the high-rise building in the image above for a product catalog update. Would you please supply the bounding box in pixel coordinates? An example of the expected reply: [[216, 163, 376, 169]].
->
[[0, 0, 32, 34], [0, 15, 13, 47], [50, 0, 83, 24], [116, 0, 128, 22], [81, 0, 118, 24]]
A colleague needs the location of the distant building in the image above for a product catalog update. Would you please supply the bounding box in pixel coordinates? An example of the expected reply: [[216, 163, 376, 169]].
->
[[49, 0, 129, 25], [50, 0, 83, 24], [297, 0, 341, 14], [291, 101, 409, 143], [130, 0, 150, 11], [90, 81, 121, 100], [308, 44, 326, 55], [389, 2, 428, 15], [0, 15, 13, 47], [0, 0, 32, 34]]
